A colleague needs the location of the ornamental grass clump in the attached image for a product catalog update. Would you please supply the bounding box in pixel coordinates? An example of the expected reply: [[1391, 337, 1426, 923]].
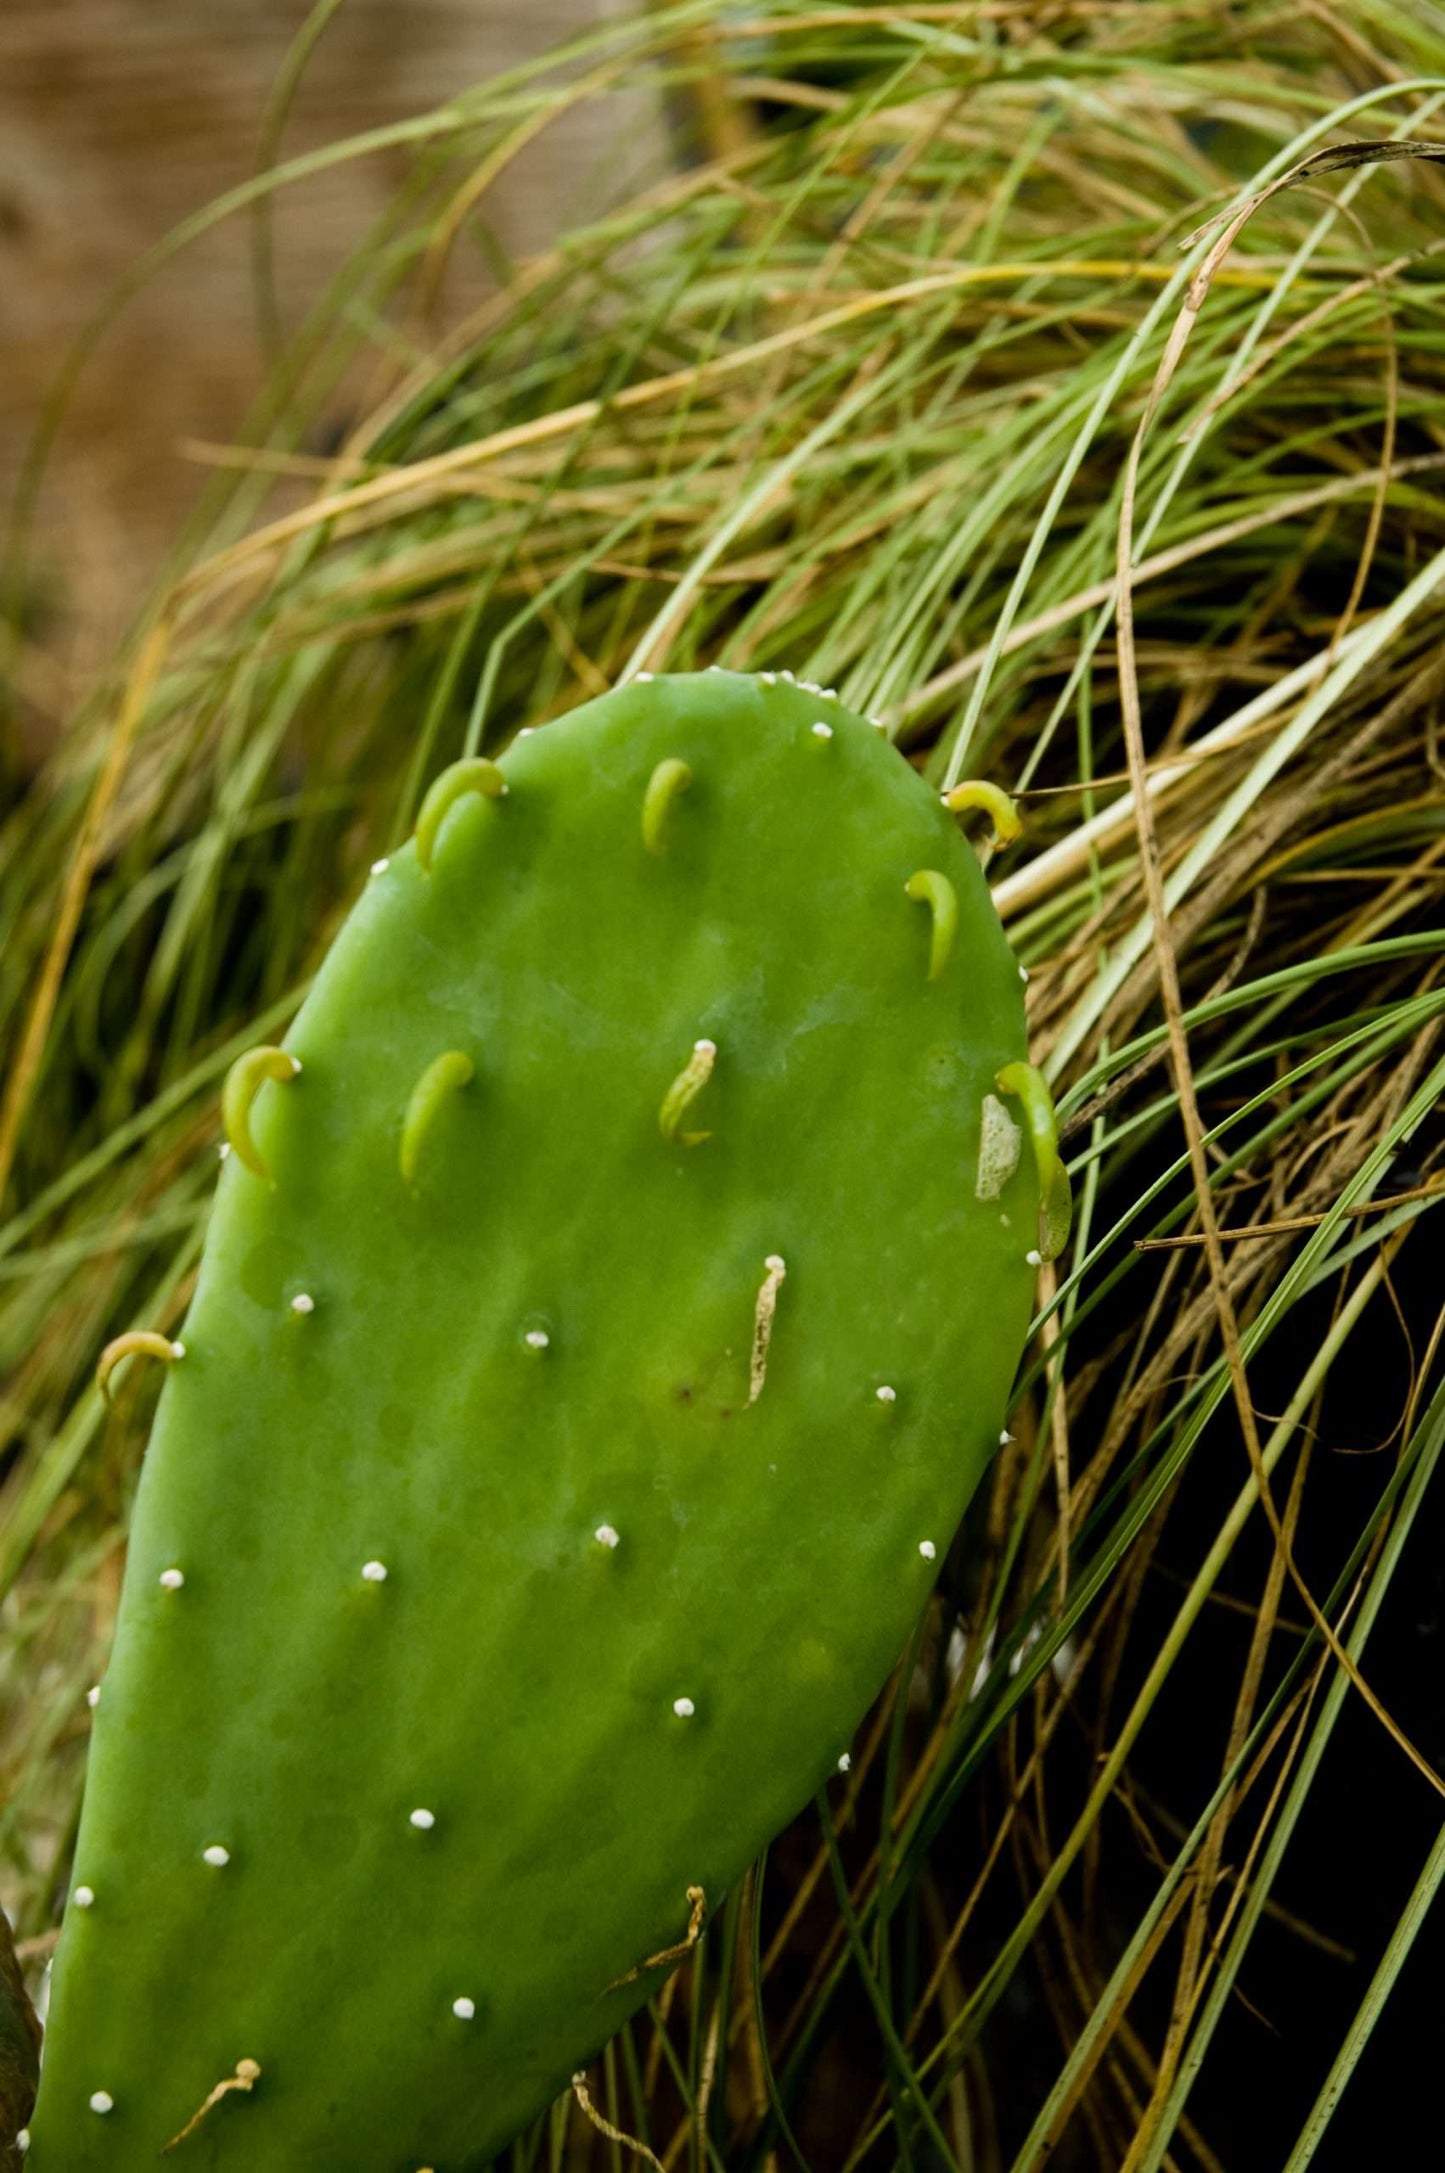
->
[[3, 3, 1445, 2167]]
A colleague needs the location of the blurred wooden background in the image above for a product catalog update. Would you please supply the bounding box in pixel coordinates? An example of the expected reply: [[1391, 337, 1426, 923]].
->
[[0, 0, 648, 755]]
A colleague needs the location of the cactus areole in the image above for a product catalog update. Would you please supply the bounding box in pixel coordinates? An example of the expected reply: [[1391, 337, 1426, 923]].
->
[[31, 671, 1064, 2169]]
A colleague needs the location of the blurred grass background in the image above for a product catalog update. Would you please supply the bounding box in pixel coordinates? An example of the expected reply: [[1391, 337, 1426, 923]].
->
[[0, 0, 650, 756], [3, 3, 1445, 2166]]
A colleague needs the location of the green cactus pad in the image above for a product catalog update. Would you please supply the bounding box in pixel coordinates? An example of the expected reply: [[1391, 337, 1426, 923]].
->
[[32, 670, 1045, 2170]]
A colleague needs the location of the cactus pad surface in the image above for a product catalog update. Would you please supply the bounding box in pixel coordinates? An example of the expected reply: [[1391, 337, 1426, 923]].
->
[[32, 671, 1043, 2169]]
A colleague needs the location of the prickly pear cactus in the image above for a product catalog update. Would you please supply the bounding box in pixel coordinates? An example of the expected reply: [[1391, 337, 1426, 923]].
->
[[30, 670, 1062, 2170]]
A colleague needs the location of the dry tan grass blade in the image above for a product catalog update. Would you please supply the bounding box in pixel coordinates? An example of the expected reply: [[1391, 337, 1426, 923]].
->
[[570, 2068, 665, 2173]]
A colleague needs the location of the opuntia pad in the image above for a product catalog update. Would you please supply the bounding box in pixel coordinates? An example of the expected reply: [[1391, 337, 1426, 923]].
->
[[32, 670, 1038, 2169]]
